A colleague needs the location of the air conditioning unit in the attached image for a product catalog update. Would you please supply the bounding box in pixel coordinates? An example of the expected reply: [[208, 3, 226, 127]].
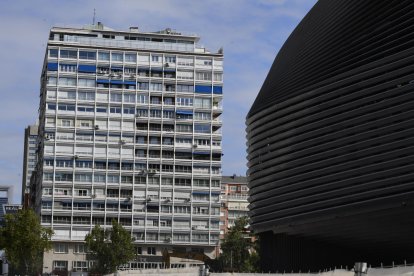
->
[[164, 198, 171, 202], [184, 198, 191, 202], [165, 63, 170, 67], [192, 226, 198, 230], [120, 139, 126, 145], [73, 155, 79, 160], [94, 125, 100, 130], [148, 169, 157, 174], [146, 197, 152, 202], [91, 194, 96, 198], [44, 135, 50, 140], [193, 144, 198, 148]]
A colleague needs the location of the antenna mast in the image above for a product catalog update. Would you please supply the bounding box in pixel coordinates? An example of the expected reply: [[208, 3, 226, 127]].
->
[[93, 8, 96, 25]]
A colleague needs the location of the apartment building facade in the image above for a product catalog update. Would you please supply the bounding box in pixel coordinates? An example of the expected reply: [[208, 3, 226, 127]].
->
[[22, 124, 39, 205], [220, 175, 248, 239], [33, 23, 223, 273]]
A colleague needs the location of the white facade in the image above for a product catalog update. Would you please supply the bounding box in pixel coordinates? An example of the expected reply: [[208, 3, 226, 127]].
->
[[34, 24, 223, 273]]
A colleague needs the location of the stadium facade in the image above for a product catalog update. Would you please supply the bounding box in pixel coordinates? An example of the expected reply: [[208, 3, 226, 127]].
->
[[246, 0, 414, 272]]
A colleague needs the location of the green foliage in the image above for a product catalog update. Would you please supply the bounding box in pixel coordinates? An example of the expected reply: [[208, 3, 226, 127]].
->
[[218, 216, 259, 272], [85, 219, 135, 274], [0, 208, 53, 275]]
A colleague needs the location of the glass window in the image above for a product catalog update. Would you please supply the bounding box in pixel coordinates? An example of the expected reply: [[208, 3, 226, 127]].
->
[[98, 52, 110, 61], [112, 52, 123, 62], [60, 49, 77, 59], [49, 49, 58, 58], [79, 51, 96, 60], [54, 243, 68, 253], [125, 53, 137, 62]]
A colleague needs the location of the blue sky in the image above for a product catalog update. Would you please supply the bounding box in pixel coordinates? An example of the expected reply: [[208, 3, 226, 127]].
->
[[0, 0, 317, 203]]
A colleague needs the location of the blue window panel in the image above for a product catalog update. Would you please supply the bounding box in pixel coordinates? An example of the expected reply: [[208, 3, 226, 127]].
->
[[78, 64, 96, 73], [96, 79, 110, 84], [213, 86, 223, 94], [195, 85, 211, 94], [176, 110, 193, 115], [123, 81, 136, 85], [164, 68, 176, 72], [111, 66, 123, 70], [47, 62, 58, 71], [151, 68, 163, 72], [192, 191, 210, 195], [110, 80, 123, 85]]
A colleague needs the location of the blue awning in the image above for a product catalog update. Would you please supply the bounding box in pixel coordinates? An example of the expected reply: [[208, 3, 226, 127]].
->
[[96, 79, 110, 84], [195, 85, 211, 94], [110, 80, 123, 85], [47, 62, 58, 71], [123, 81, 136, 85], [111, 66, 123, 70], [78, 64, 96, 73], [213, 86, 223, 94], [176, 110, 193, 115]]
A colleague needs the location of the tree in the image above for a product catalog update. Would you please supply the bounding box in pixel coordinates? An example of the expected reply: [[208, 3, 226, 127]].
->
[[218, 216, 259, 272], [0, 208, 53, 275], [85, 219, 135, 274]]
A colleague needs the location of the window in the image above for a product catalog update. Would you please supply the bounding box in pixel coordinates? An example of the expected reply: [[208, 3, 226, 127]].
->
[[196, 71, 212, 81], [150, 83, 162, 91], [110, 107, 122, 114], [177, 71, 193, 80], [194, 98, 211, 108], [59, 64, 77, 72], [77, 106, 94, 113], [151, 55, 160, 62], [72, 261, 88, 272], [214, 73, 223, 81], [54, 243, 68, 253], [49, 49, 58, 58], [78, 78, 95, 87], [112, 52, 123, 62], [194, 112, 211, 121], [98, 52, 110, 61], [78, 92, 95, 101], [176, 97, 193, 106], [123, 94, 135, 103], [176, 84, 194, 93], [110, 93, 122, 102], [47, 76, 57, 85], [137, 94, 148, 104], [60, 49, 77, 59], [165, 56, 176, 63], [53, 260, 68, 271], [147, 247, 156, 255], [79, 51, 96, 60], [125, 53, 137, 62], [194, 124, 210, 134], [58, 77, 76, 86]]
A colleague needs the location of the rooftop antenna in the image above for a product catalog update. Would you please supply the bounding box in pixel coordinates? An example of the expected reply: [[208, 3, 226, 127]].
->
[[93, 8, 96, 25]]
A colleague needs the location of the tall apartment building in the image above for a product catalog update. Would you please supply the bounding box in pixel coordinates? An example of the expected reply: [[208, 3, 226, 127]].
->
[[22, 124, 39, 205], [33, 23, 223, 273], [220, 175, 248, 239]]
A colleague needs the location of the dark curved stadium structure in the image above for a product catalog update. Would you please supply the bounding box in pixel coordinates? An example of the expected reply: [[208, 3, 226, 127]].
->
[[246, 0, 414, 272]]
